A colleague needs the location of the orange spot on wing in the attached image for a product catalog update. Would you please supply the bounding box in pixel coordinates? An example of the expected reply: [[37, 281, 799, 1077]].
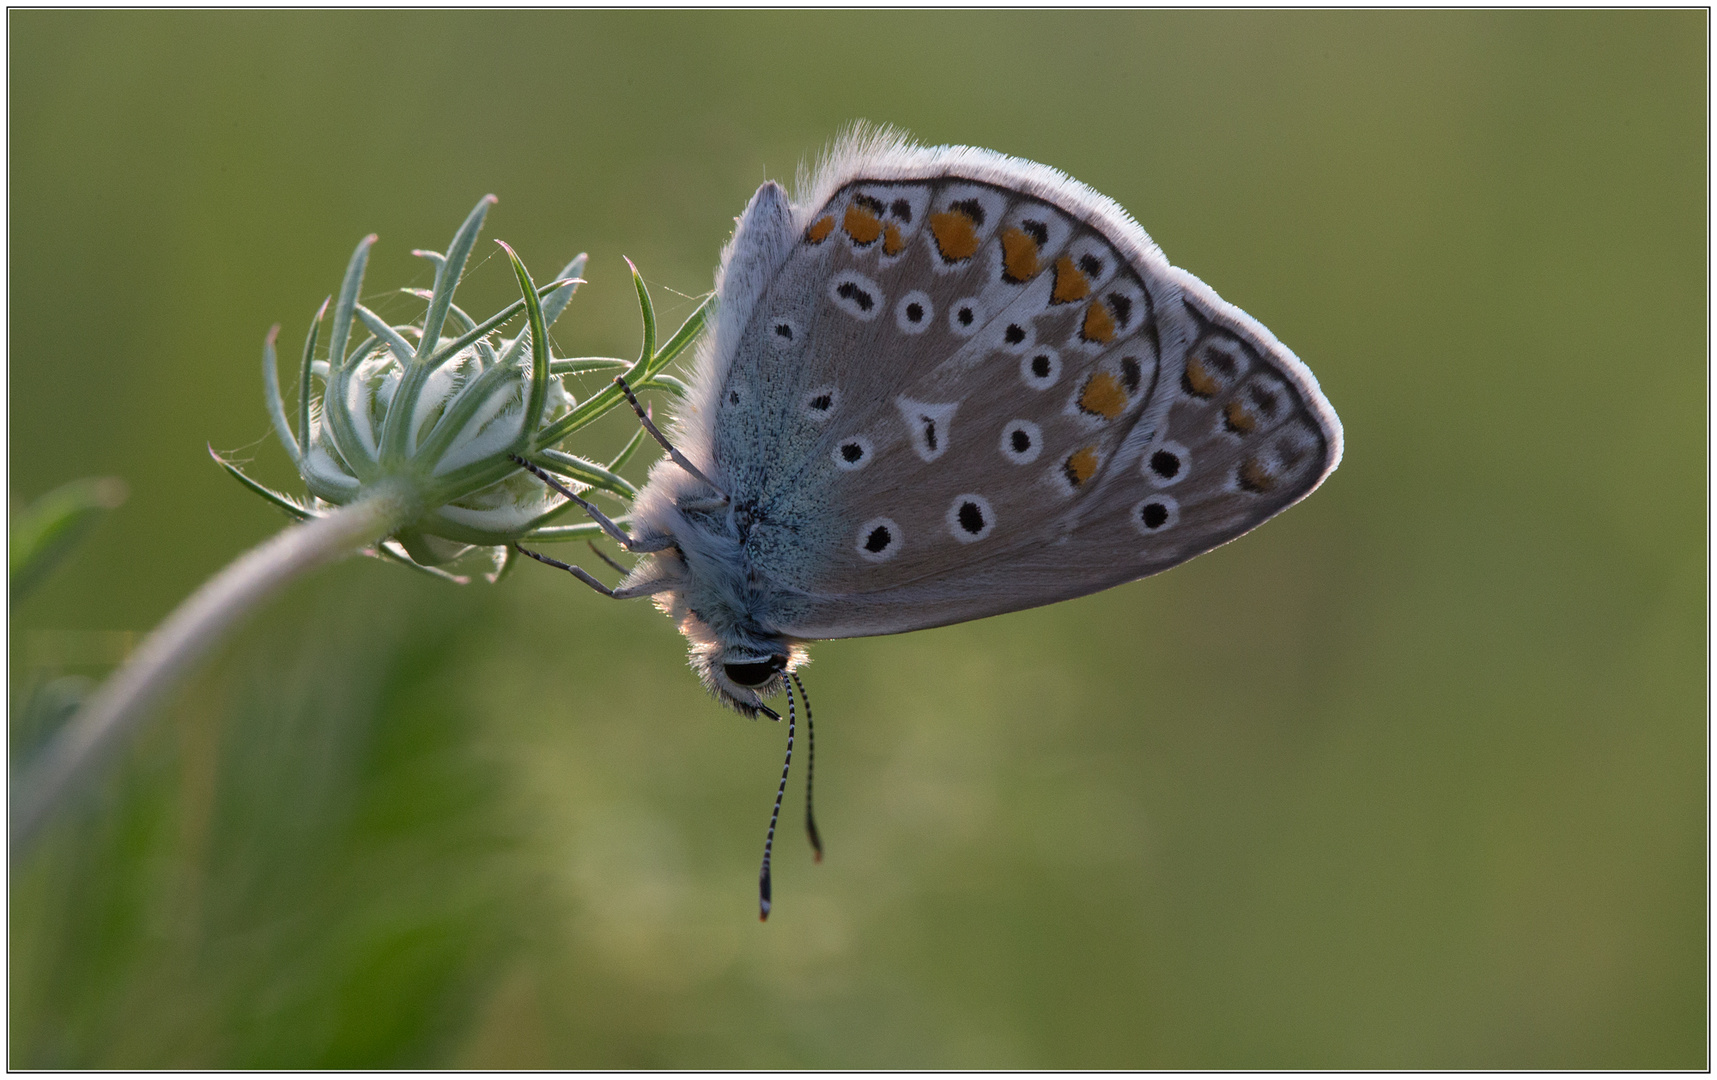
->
[[1051, 255, 1090, 304], [1078, 372, 1128, 419], [1223, 399, 1258, 434], [1238, 456, 1277, 492], [844, 203, 883, 244], [929, 208, 981, 261], [1181, 355, 1219, 397], [1081, 299, 1116, 343], [1000, 226, 1040, 283], [806, 216, 835, 243], [1063, 445, 1099, 488], [883, 222, 906, 256]]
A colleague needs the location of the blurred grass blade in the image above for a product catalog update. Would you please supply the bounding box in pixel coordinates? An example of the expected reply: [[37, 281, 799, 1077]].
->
[[9, 477, 127, 601], [607, 423, 647, 473]]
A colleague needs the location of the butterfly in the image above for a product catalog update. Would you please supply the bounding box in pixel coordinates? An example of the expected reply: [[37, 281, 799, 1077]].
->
[[511, 126, 1343, 917]]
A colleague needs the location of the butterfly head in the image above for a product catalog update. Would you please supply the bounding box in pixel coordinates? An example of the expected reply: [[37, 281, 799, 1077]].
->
[[662, 594, 806, 715], [690, 639, 811, 716]]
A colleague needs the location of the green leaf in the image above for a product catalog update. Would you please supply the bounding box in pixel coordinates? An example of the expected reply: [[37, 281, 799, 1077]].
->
[[541, 253, 588, 329], [320, 341, 376, 480], [548, 357, 629, 375], [328, 233, 376, 370], [531, 448, 637, 499], [412, 350, 526, 470], [483, 543, 517, 585], [640, 373, 689, 399], [517, 520, 623, 543], [417, 196, 495, 362], [627, 257, 657, 366], [353, 306, 418, 371], [420, 279, 579, 371], [210, 448, 314, 522], [262, 324, 300, 462], [10, 476, 128, 600], [495, 254, 591, 370], [369, 539, 472, 584], [402, 288, 477, 334], [530, 284, 712, 451], [496, 241, 552, 454], [298, 297, 330, 453], [646, 292, 715, 378]]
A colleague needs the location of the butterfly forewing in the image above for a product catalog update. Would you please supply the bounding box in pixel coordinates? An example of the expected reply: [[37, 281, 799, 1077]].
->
[[705, 148, 1339, 639]]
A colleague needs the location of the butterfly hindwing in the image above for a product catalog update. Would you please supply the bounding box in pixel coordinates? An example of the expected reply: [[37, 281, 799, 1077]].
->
[[695, 133, 1341, 640]]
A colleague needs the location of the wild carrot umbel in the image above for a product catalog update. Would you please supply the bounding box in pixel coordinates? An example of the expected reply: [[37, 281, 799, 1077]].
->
[[12, 196, 709, 852]]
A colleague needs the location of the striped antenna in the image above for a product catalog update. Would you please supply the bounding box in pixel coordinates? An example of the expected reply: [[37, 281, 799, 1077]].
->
[[758, 680, 797, 921], [794, 673, 823, 862]]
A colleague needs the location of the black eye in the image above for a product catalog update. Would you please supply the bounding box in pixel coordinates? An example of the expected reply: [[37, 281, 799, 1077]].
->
[[724, 658, 784, 687]]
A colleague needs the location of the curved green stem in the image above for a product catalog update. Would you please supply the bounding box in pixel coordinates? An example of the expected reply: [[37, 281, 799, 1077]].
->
[[10, 490, 413, 857]]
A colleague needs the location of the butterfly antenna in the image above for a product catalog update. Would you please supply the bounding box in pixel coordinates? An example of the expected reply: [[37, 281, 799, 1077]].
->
[[758, 680, 797, 921], [793, 673, 822, 862]]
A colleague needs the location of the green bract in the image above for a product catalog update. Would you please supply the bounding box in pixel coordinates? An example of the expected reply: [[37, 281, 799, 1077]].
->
[[218, 195, 710, 582]]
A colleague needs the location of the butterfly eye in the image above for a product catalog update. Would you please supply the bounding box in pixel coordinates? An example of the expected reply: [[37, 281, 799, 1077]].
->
[[724, 656, 786, 688]]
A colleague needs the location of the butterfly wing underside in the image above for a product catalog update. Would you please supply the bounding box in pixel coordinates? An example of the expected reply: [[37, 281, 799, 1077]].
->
[[702, 139, 1342, 640]]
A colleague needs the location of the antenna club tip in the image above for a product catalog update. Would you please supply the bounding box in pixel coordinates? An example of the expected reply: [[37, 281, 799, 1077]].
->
[[813, 850, 824, 864]]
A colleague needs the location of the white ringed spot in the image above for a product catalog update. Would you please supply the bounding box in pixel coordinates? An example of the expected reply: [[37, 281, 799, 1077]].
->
[[1143, 440, 1190, 487], [832, 435, 873, 471], [1020, 348, 1060, 389], [1000, 420, 1042, 464], [856, 517, 902, 562], [947, 494, 995, 543], [1132, 495, 1180, 534], [895, 290, 934, 335], [948, 296, 983, 336]]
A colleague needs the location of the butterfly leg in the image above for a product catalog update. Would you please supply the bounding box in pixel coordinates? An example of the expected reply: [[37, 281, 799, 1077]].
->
[[510, 543, 668, 600], [586, 540, 630, 577], [613, 377, 729, 505], [508, 453, 675, 554]]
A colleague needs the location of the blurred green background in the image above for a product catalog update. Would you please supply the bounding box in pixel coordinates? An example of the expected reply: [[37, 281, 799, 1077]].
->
[[8, 9, 1705, 1068]]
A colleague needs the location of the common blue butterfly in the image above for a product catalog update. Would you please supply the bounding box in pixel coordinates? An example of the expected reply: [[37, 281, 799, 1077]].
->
[[513, 127, 1343, 916]]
